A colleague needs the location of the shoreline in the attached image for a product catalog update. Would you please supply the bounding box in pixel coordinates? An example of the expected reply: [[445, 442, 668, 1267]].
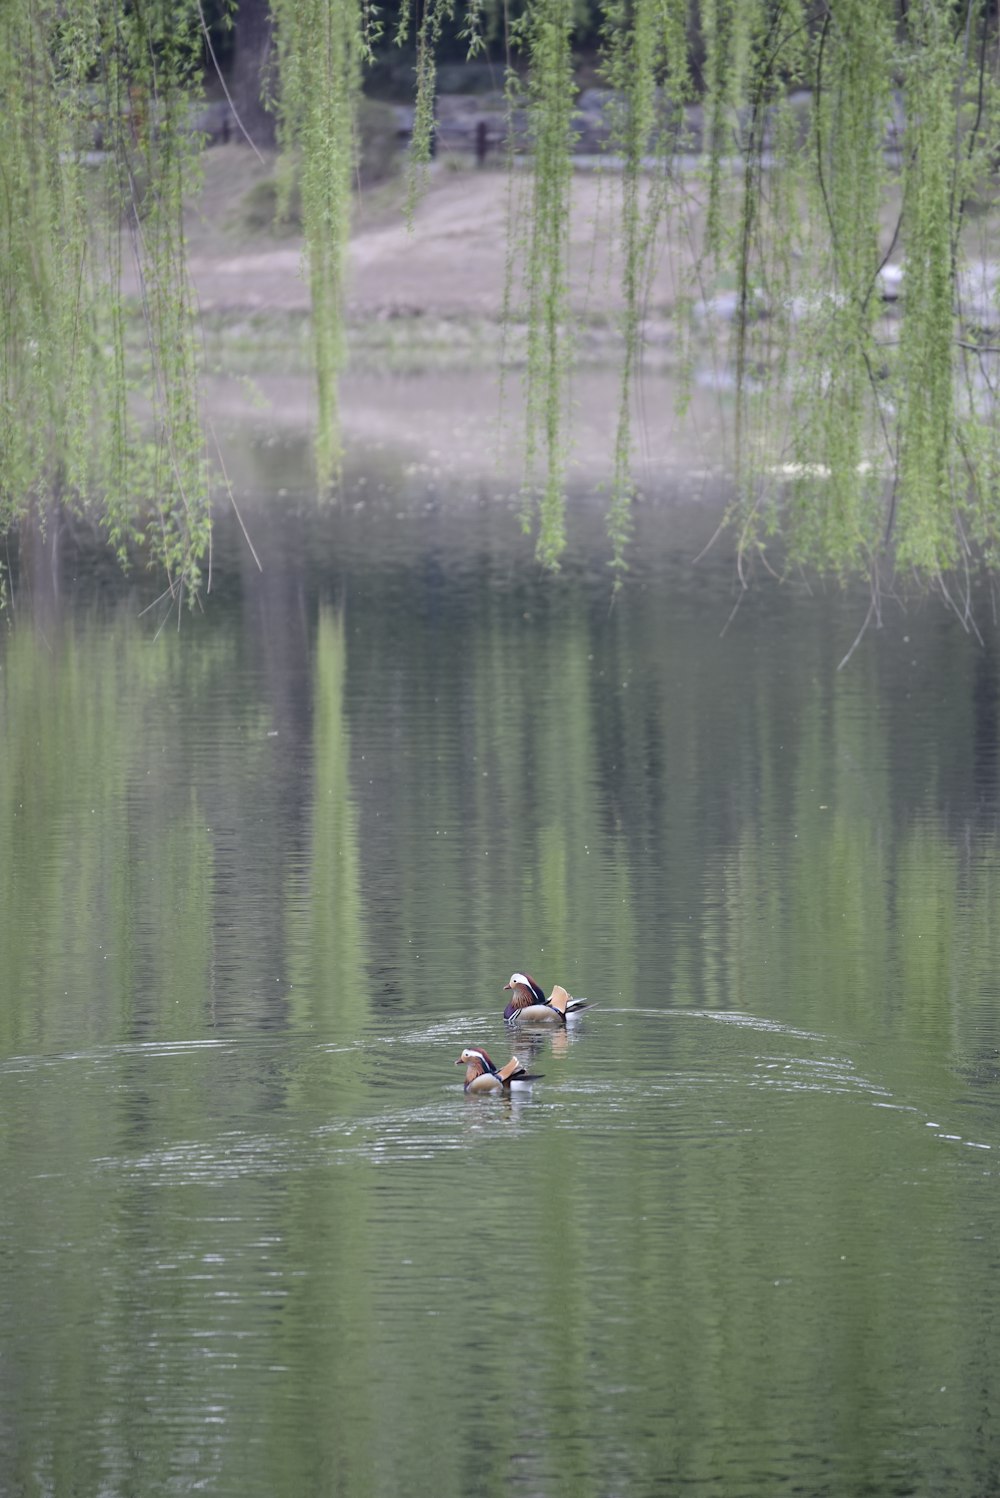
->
[[181, 149, 729, 486], [205, 366, 733, 492]]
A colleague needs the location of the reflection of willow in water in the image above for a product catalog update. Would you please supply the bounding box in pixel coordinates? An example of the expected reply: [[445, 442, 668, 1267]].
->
[[695, 668, 1000, 1067], [277, 605, 376, 1492], [0, 619, 221, 1050], [469, 592, 638, 997], [286, 606, 368, 1031]]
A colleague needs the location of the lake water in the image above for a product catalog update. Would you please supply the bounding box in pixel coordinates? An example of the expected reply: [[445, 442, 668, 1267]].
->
[[3, 436, 1000, 1497]]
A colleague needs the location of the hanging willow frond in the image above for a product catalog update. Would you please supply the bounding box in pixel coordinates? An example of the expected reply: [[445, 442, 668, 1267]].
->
[[514, 0, 577, 568], [601, 0, 694, 578], [3, 0, 1000, 605], [272, 0, 363, 491], [0, 0, 210, 601]]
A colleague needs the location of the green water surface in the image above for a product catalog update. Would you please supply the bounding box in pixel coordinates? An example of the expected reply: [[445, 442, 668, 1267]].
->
[[2, 464, 999, 1497]]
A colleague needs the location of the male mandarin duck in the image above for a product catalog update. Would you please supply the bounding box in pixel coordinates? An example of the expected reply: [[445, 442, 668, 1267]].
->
[[455, 1047, 539, 1094], [502, 972, 590, 1024]]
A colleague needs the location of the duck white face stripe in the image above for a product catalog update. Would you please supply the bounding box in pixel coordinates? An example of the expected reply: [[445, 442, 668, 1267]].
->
[[461, 1048, 495, 1071]]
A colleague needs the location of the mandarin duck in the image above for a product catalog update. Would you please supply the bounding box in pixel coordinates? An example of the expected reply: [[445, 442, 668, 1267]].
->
[[455, 1047, 540, 1094], [502, 972, 590, 1024]]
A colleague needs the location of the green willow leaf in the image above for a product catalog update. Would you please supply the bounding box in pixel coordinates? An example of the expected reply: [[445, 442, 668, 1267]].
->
[[2, 0, 1000, 603]]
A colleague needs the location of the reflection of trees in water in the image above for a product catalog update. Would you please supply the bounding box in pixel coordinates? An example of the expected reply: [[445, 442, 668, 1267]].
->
[[972, 635, 999, 815], [6, 489, 1000, 1067]]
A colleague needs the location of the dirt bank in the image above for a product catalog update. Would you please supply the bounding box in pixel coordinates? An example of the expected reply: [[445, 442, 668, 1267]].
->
[[185, 146, 690, 321], [180, 146, 725, 484]]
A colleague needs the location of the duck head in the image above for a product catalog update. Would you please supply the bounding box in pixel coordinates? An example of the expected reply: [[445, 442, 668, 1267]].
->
[[503, 972, 546, 1003], [456, 1047, 496, 1074]]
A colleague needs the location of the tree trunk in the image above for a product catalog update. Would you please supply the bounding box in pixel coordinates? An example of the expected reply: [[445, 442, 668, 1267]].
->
[[229, 0, 276, 150]]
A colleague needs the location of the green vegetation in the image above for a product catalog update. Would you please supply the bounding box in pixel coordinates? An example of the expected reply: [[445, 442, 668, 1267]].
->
[[271, 0, 367, 489], [3, 0, 1000, 603], [1, 0, 209, 602]]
